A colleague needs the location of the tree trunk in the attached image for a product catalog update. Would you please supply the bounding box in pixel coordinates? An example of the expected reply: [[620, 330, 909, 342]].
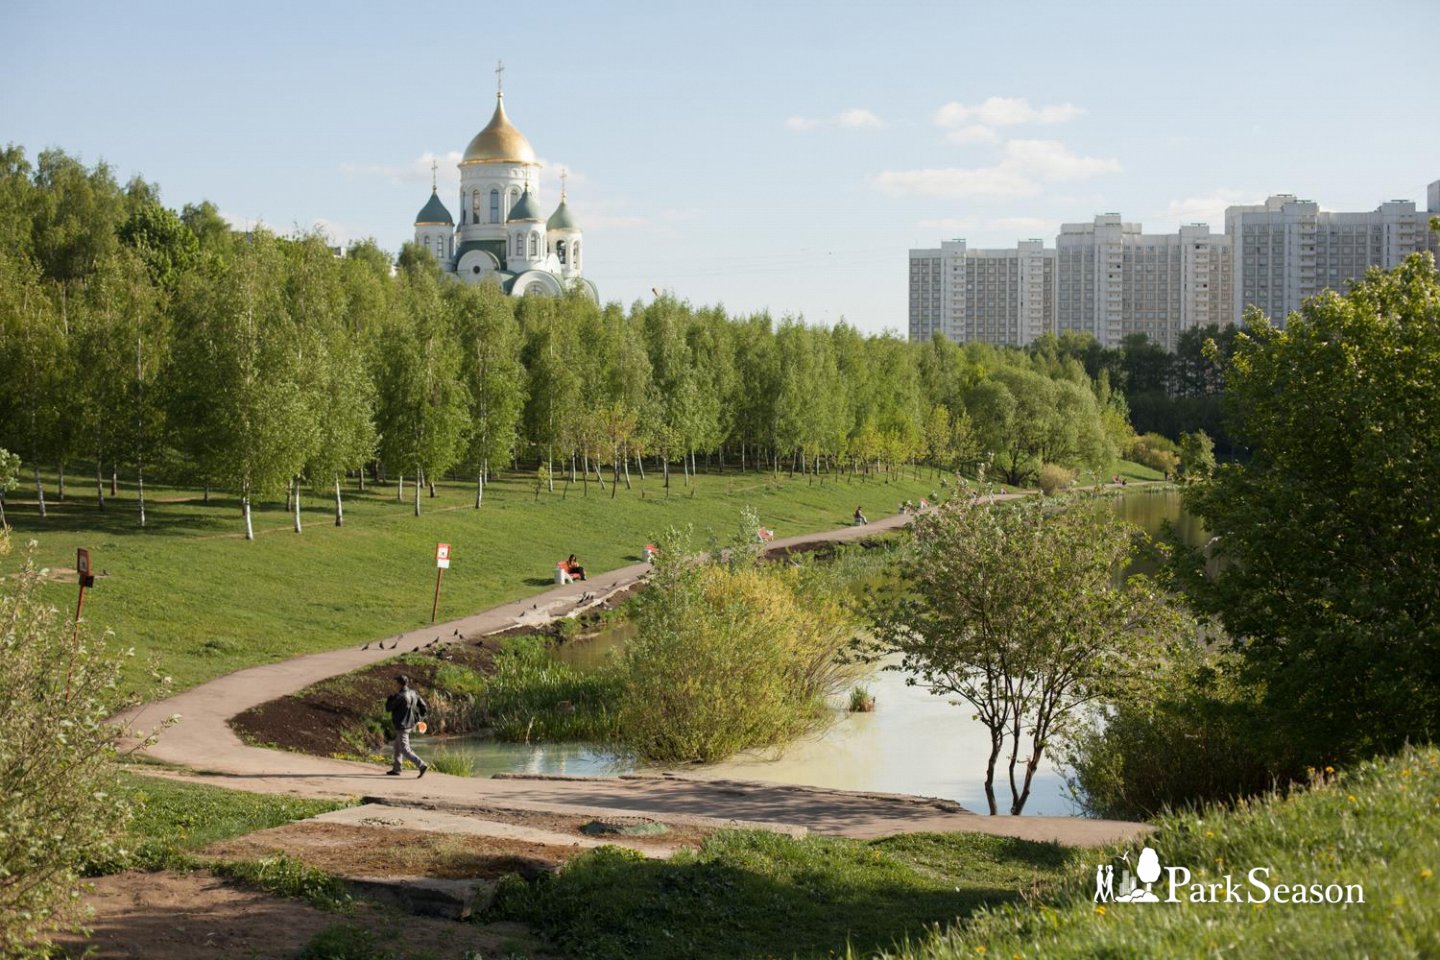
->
[[663, 456, 670, 496], [634, 456, 645, 481], [242, 495, 254, 541], [428, 478, 436, 498], [95, 459, 105, 511], [581, 453, 588, 497], [334, 475, 344, 526], [414, 469, 422, 517], [547, 446, 554, 492], [137, 465, 146, 528], [292, 478, 302, 533], [397, 475, 404, 502], [203, 483, 210, 504], [285, 482, 292, 512], [682, 451, 690, 486], [740, 443, 746, 473], [33, 467, 46, 518], [57, 463, 65, 500], [357, 466, 365, 493], [593, 459, 607, 493], [111, 465, 118, 497], [983, 728, 1004, 816], [475, 467, 484, 510], [621, 448, 632, 490]]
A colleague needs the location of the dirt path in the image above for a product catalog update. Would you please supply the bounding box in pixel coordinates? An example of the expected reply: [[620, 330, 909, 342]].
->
[[115, 494, 1153, 848]]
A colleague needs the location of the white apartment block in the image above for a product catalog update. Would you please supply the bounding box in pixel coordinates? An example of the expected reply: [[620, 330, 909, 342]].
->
[[1054, 216, 1230, 350], [910, 179, 1439, 350], [1226, 193, 1440, 327], [908, 240, 1055, 347]]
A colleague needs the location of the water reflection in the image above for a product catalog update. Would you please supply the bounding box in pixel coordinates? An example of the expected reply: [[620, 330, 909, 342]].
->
[[417, 490, 1194, 816]]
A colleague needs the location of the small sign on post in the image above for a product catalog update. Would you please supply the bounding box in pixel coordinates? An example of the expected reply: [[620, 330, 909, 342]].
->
[[431, 543, 450, 623], [67, 548, 95, 701]]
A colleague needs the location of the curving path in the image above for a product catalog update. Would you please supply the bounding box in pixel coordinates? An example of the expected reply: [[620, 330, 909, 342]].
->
[[116, 495, 1152, 847]]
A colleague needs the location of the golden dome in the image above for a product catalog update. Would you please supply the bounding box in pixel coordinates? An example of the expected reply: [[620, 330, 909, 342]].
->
[[461, 94, 537, 165]]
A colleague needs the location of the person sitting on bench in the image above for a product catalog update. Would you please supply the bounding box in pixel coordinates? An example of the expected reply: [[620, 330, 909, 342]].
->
[[644, 543, 659, 563], [565, 554, 588, 581], [756, 527, 775, 543], [853, 506, 868, 526]]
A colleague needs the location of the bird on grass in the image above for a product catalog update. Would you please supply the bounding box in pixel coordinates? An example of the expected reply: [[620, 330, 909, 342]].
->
[[452, 629, 460, 637], [411, 646, 419, 652], [361, 643, 370, 651]]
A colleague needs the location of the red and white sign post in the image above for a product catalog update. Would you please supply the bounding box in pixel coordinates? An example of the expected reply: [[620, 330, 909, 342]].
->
[[431, 543, 450, 623]]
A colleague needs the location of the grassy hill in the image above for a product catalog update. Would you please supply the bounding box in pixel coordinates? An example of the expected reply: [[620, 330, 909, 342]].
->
[[2, 466, 959, 694], [881, 745, 1440, 959]]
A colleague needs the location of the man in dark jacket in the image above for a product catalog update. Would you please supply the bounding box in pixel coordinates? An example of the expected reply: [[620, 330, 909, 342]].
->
[[385, 674, 429, 777]]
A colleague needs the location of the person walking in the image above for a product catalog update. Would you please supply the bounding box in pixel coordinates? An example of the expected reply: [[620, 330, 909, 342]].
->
[[385, 674, 429, 777]]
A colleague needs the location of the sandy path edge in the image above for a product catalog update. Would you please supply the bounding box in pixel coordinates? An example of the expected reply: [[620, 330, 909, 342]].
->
[[112, 491, 1154, 847]]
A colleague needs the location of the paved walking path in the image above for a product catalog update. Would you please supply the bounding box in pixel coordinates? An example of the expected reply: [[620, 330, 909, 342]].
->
[[116, 494, 1153, 848]]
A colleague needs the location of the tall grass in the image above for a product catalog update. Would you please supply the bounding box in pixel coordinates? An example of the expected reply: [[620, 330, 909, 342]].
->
[[480, 636, 620, 742], [879, 745, 1440, 959]]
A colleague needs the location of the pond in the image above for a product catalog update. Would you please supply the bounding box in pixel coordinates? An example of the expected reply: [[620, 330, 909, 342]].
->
[[415, 489, 1202, 816]]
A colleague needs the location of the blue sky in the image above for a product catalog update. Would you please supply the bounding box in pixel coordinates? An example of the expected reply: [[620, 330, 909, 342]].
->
[[3, 0, 1438, 332]]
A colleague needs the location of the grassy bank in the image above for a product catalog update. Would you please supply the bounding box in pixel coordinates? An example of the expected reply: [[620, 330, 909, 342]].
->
[[881, 745, 1440, 958], [2, 467, 949, 696], [487, 829, 1077, 960], [88, 771, 352, 874]]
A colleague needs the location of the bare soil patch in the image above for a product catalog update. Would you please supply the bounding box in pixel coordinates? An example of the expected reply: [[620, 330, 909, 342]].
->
[[231, 640, 499, 756], [50, 869, 543, 960], [202, 821, 587, 879]]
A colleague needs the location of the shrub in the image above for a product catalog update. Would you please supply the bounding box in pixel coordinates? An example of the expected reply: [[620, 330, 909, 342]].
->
[[614, 528, 861, 763], [1, 549, 139, 957], [1062, 647, 1286, 819], [1126, 432, 1179, 475], [1036, 463, 1075, 495]]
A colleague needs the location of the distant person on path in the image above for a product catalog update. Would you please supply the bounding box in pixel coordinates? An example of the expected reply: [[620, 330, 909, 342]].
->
[[385, 674, 429, 777], [566, 554, 588, 581], [853, 506, 868, 526]]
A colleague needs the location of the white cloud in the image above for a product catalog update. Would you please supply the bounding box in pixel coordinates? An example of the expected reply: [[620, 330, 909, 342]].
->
[[874, 166, 1039, 200], [1165, 189, 1256, 226], [340, 151, 464, 187], [987, 217, 1058, 237], [917, 216, 978, 233], [874, 140, 1119, 200], [786, 108, 884, 132], [945, 124, 1000, 145], [1001, 140, 1121, 182], [933, 97, 1084, 129]]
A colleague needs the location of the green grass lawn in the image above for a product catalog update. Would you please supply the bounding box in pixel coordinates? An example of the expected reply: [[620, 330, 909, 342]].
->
[[2, 460, 1155, 698], [881, 745, 1440, 959], [2, 466, 950, 696], [486, 829, 1077, 960], [91, 771, 352, 873]]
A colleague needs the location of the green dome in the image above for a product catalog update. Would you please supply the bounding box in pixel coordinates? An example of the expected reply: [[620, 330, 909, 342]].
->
[[547, 197, 579, 231], [415, 189, 453, 225], [507, 186, 543, 223]]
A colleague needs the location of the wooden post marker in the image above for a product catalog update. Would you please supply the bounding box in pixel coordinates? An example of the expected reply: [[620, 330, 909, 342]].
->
[[431, 543, 450, 623], [66, 548, 96, 701]]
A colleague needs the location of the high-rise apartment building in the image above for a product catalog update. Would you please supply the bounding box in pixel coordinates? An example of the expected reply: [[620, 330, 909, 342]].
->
[[1054, 216, 1230, 350], [909, 178, 1438, 349], [1226, 194, 1440, 326], [907, 240, 1055, 346]]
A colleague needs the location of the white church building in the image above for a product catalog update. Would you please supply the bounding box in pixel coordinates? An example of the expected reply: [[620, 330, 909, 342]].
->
[[413, 82, 596, 299]]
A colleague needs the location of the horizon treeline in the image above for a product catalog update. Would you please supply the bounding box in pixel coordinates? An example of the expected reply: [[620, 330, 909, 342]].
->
[[2, 146, 1172, 534]]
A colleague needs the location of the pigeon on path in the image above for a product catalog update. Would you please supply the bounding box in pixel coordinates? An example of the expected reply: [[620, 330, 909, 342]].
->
[[361, 643, 370, 651]]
